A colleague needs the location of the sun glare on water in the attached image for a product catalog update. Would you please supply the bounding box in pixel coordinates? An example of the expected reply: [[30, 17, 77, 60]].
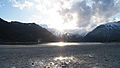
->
[[46, 42, 79, 47], [54, 56, 74, 61], [55, 42, 67, 47], [48, 42, 68, 47]]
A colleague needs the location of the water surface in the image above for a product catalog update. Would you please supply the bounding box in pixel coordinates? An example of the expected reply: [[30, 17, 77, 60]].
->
[[0, 42, 120, 68]]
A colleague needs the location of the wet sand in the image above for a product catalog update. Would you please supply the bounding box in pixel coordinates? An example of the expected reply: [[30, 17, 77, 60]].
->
[[0, 43, 120, 68]]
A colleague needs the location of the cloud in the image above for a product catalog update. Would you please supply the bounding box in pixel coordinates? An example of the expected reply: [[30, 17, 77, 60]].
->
[[9, 0, 33, 10], [9, 0, 120, 34], [59, 0, 120, 31]]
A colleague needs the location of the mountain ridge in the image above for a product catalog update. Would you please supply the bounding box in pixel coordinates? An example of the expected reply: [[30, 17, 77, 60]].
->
[[0, 18, 58, 43], [84, 21, 120, 42]]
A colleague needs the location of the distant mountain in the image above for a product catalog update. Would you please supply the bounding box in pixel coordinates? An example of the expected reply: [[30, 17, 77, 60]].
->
[[84, 21, 120, 42], [0, 18, 58, 43], [59, 33, 84, 42]]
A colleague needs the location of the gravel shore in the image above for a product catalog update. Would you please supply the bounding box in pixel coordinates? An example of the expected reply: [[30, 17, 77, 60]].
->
[[0, 43, 120, 68]]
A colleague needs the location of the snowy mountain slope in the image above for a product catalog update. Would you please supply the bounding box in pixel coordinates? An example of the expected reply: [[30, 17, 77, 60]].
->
[[84, 21, 120, 42]]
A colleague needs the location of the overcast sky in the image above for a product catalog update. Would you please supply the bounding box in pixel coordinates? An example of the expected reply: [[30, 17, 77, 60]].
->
[[0, 0, 120, 34]]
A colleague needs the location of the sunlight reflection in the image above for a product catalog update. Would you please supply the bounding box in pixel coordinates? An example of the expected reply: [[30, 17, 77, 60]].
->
[[53, 42, 67, 47], [29, 56, 78, 68], [54, 56, 74, 61], [47, 42, 79, 47]]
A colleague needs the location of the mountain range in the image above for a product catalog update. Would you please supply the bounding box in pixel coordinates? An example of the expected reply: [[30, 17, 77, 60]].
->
[[0, 18, 58, 43], [0, 18, 120, 43]]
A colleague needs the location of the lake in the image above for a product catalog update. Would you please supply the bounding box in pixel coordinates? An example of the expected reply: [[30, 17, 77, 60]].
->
[[0, 42, 120, 68]]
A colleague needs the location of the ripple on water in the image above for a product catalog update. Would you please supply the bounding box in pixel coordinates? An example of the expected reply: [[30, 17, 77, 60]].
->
[[29, 56, 83, 68]]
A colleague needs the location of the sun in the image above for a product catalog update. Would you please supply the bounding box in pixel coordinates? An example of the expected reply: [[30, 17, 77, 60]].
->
[[47, 13, 78, 33]]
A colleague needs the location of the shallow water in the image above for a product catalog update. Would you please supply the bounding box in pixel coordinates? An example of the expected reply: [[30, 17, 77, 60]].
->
[[0, 42, 120, 68]]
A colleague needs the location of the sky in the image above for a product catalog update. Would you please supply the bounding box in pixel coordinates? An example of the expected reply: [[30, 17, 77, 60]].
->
[[0, 0, 120, 35]]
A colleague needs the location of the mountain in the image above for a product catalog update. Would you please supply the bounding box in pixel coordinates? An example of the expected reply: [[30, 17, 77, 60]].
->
[[84, 21, 120, 42], [0, 18, 58, 43], [59, 33, 84, 42]]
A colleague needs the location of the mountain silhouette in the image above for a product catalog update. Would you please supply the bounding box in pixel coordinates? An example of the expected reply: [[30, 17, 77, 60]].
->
[[0, 18, 58, 43]]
